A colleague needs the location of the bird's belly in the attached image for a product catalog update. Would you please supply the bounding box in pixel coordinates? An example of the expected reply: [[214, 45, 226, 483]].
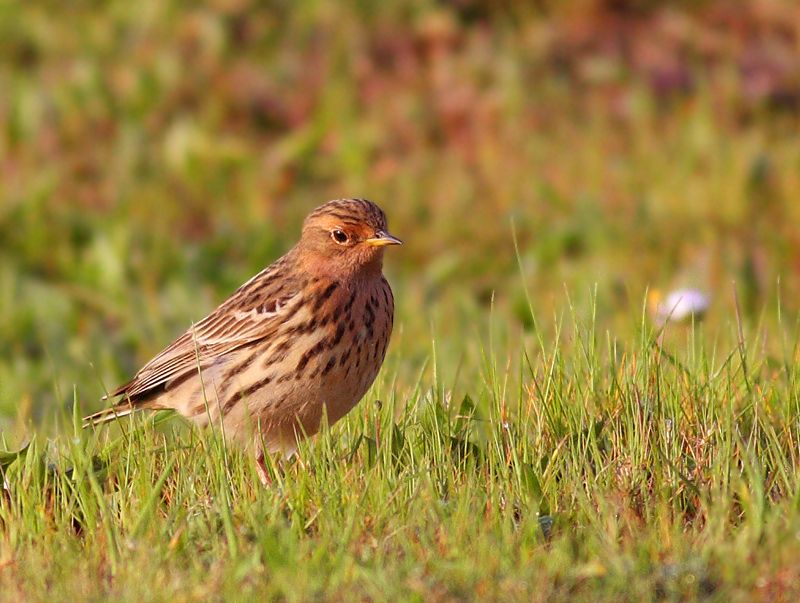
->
[[196, 332, 387, 452]]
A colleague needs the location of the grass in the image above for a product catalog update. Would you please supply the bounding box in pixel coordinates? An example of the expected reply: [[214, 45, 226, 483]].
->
[[3, 300, 800, 600], [3, 0, 800, 600]]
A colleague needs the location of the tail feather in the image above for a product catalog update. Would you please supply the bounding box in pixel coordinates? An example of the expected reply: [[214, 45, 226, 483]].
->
[[82, 404, 136, 429], [85, 378, 152, 428]]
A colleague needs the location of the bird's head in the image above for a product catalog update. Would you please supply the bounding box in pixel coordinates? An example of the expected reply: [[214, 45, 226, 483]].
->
[[298, 198, 402, 277]]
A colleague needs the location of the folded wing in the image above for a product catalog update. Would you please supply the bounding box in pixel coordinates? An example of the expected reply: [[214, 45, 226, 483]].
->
[[109, 261, 302, 401]]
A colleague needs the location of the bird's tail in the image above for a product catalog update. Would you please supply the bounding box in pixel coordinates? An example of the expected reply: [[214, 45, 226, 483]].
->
[[82, 404, 137, 429]]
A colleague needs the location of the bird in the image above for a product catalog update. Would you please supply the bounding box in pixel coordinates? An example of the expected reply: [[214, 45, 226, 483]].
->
[[84, 198, 402, 486]]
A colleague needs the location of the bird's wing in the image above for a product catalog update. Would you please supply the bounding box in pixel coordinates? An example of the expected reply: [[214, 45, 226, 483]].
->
[[110, 262, 304, 400]]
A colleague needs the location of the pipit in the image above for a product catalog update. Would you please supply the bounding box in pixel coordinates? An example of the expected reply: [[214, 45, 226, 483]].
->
[[84, 199, 401, 486]]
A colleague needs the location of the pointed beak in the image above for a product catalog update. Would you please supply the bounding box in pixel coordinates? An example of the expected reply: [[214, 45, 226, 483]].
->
[[365, 230, 403, 247]]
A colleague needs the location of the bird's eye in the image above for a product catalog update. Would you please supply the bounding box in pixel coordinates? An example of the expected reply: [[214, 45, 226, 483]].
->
[[331, 229, 349, 244]]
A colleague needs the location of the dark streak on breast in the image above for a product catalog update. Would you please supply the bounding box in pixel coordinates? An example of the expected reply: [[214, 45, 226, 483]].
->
[[343, 289, 358, 315], [222, 374, 273, 411], [321, 357, 337, 376], [331, 323, 346, 347], [263, 338, 293, 368], [295, 334, 330, 374], [224, 351, 260, 380], [313, 282, 339, 311]]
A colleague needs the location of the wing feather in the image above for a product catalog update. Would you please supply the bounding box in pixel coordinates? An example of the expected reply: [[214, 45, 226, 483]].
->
[[109, 258, 304, 400]]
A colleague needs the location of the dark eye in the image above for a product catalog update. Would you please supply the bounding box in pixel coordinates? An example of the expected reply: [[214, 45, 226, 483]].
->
[[331, 229, 349, 244]]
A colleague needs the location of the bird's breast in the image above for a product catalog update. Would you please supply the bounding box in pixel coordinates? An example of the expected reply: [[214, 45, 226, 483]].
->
[[210, 276, 394, 449]]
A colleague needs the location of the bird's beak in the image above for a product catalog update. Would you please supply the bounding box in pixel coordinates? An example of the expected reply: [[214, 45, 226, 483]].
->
[[365, 231, 403, 247]]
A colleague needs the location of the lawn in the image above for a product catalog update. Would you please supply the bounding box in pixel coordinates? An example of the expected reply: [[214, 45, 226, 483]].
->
[[2, 1, 800, 600]]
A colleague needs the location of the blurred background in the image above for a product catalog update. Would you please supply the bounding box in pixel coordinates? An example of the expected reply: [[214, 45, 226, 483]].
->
[[1, 0, 799, 432]]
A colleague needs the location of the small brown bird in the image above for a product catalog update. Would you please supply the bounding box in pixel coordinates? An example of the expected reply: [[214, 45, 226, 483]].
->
[[84, 199, 401, 485]]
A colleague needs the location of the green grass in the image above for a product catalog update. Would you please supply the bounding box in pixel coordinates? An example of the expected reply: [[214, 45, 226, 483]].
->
[[3, 0, 800, 600], [3, 305, 800, 600]]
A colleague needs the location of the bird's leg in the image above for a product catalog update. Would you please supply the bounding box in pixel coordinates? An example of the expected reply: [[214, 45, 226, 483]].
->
[[254, 448, 273, 488]]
